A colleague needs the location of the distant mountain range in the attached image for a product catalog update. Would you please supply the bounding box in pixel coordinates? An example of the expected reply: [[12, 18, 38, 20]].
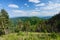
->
[[10, 16, 52, 19], [39, 16, 52, 19], [10, 13, 60, 32], [10, 16, 51, 22]]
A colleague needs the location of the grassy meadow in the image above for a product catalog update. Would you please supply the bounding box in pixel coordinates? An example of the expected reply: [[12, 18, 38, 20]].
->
[[0, 32, 60, 40]]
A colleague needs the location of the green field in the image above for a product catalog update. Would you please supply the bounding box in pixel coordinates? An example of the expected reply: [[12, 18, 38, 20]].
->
[[0, 32, 60, 40]]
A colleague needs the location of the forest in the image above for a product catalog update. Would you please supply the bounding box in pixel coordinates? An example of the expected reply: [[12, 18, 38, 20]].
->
[[0, 9, 60, 40]]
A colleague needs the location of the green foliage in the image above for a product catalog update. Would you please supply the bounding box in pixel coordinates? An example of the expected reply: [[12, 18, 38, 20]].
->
[[0, 9, 60, 40], [10, 13, 60, 33], [0, 29, 5, 36], [0, 9, 9, 35], [0, 32, 59, 40], [48, 13, 60, 32], [0, 9, 60, 37]]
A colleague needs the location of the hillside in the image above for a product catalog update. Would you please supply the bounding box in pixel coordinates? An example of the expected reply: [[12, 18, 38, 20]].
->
[[48, 13, 60, 32], [10, 17, 46, 25]]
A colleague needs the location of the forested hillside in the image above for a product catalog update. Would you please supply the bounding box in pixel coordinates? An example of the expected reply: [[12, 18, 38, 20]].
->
[[47, 13, 60, 32], [0, 9, 60, 36]]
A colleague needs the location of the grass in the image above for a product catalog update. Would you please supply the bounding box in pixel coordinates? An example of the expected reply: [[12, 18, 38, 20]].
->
[[0, 32, 60, 40]]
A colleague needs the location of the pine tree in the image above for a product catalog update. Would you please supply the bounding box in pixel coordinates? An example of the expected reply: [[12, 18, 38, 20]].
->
[[0, 9, 9, 34]]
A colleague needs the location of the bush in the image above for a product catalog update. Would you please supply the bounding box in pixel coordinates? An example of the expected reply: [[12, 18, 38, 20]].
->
[[0, 29, 5, 36]]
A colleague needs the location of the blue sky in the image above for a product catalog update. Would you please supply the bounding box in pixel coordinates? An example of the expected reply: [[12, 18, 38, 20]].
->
[[0, 0, 60, 18]]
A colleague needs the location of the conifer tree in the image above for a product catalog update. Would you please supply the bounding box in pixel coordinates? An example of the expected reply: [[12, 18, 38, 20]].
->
[[0, 9, 9, 34]]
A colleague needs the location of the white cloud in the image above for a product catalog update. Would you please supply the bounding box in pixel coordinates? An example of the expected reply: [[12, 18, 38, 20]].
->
[[29, 11, 40, 16], [39, 11, 59, 16], [9, 0, 60, 18], [42, 1, 60, 10], [52, 0, 60, 3], [12, 10, 25, 13], [9, 1, 60, 18], [11, 10, 28, 17], [32, 1, 60, 16], [36, 1, 60, 16], [55, 7, 60, 11], [9, 10, 40, 17], [24, 3, 29, 7], [29, 0, 40, 3], [29, 11, 56, 17], [29, 11, 58, 17], [36, 3, 45, 6], [8, 4, 19, 8], [9, 9, 59, 18]]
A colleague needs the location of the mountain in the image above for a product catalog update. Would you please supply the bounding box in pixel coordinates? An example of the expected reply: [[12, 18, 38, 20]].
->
[[39, 16, 52, 19], [10, 16, 46, 21], [10, 16, 51, 25], [9, 15, 60, 32], [48, 13, 60, 32], [10, 17, 44, 25], [48, 13, 60, 24]]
